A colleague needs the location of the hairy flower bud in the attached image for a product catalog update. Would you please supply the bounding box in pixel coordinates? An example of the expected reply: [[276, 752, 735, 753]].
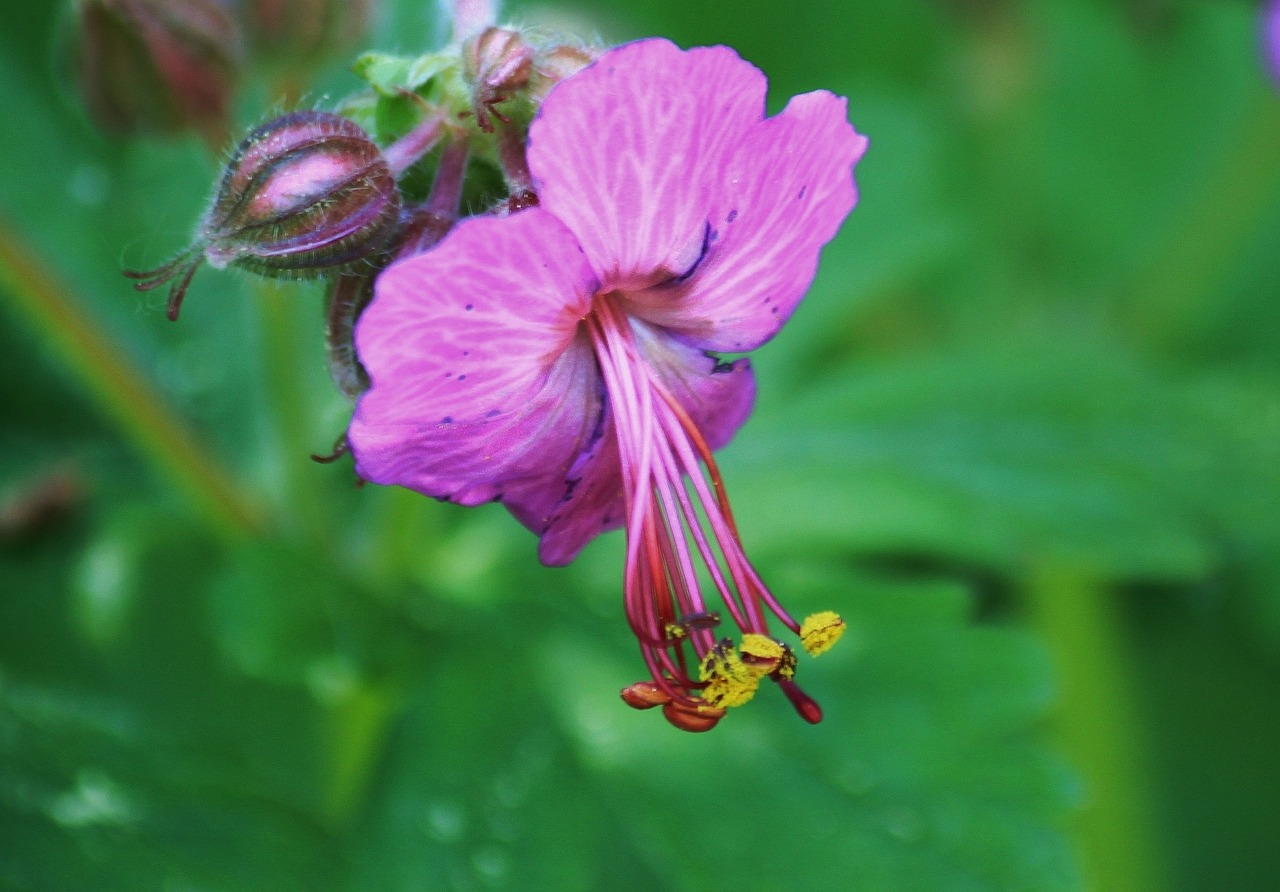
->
[[463, 27, 534, 132], [71, 0, 240, 143], [128, 111, 401, 320]]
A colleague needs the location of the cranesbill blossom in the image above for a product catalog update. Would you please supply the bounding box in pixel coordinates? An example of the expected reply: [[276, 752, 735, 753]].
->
[[348, 38, 866, 731]]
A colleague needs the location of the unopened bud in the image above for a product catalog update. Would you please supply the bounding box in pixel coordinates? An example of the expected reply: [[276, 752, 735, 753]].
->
[[127, 111, 401, 320], [72, 0, 239, 143], [464, 27, 534, 132]]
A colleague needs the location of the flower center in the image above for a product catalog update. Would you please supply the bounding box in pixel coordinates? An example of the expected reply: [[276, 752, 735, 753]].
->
[[585, 296, 843, 732]]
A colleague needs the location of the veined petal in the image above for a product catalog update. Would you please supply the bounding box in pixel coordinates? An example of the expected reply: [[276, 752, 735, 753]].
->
[[348, 208, 603, 511], [528, 38, 767, 291], [628, 91, 866, 353]]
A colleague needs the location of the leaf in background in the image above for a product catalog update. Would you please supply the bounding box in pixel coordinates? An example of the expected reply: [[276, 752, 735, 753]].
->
[[737, 337, 1244, 588]]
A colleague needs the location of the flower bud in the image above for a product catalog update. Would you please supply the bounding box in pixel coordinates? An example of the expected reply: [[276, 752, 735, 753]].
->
[[127, 111, 401, 320], [463, 27, 534, 132], [71, 0, 240, 143], [242, 0, 374, 70]]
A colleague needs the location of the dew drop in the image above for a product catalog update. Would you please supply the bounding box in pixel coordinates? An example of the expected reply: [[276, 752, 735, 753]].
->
[[423, 798, 467, 842], [834, 758, 877, 797], [884, 805, 925, 843], [50, 770, 138, 828], [471, 844, 510, 886], [68, 163, 108, 207]]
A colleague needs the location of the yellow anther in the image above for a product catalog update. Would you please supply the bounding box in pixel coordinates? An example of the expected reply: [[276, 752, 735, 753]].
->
[[800, 611, 846, 657], [739, 633, 785, 675], [664, 622, 687, 639], [698, 640, 762, 709]]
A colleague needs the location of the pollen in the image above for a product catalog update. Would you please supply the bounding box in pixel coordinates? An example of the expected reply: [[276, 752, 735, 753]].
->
[[800, 611, 846, 657], [698, 640, 763, 709], [739, 633, 788, 676]]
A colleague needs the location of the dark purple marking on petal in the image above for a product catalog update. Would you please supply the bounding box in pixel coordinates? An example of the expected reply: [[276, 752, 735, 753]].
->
[[726, 209, 739, 223], [666, 221, 714, 286], [709, 228, 720, 243], [705, 352, 738, 375], [486, 409, 502, 418], [797, 185, 808, 200], [464, 303, 474, 310], [458, 374, 467, 380], [441, 416, 453, 424]]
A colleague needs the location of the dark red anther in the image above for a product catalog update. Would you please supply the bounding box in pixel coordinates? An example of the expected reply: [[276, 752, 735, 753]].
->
[[621, 681, 671, 710], [776, 678, 824, 724], [661, 699, 725, 733]]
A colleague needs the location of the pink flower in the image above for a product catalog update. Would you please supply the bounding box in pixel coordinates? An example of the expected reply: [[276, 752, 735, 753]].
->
[[348, 38, 866, 731]]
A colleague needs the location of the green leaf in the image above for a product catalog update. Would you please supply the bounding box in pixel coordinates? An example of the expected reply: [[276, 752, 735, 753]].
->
[[351, 51, 456, 97]]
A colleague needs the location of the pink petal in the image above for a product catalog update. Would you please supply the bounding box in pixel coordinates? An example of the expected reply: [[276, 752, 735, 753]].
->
[[348, 208, 605, 515], [505, 400, 625, 566], [627, 90, 867, 353], [633, 321, 757, 451], [527, 38, 767, 291]]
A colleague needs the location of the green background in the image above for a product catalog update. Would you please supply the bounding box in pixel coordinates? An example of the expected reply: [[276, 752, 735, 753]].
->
[[2, 1, 1279, 889]]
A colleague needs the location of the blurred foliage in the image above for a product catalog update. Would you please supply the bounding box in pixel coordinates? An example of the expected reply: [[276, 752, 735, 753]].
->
[[2, 0, 1280, 890]]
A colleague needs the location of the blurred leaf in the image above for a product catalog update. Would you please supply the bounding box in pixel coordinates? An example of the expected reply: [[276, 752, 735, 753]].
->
[[739, 335, 1276, 594], [0, 676, 339, 892]]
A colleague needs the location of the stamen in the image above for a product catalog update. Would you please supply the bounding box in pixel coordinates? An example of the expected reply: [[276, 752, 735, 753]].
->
[[586, 296, 842, 730]]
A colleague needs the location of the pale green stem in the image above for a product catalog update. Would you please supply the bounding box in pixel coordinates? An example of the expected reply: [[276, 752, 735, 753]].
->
[[1026, 564, 1166, 892], [0, 215, 262, 538], [253, 279, 329, 540]]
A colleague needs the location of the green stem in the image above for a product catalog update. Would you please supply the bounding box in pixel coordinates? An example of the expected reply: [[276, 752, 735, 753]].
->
[[254, 280, 329, 540], [0, 215, 262, 538], [1027, 565, 1165, 892]]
